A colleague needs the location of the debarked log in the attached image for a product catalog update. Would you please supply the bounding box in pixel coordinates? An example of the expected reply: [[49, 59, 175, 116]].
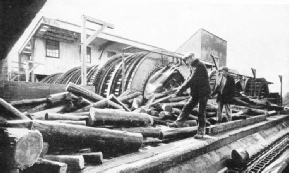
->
[[0, 98, 30, 120], [2, 120, 143, 152], [0, 128, 43, 169], [159, 126, 198, 140], [88, 108, 153, 127], [30, 105, 66, 120], [108, 94, 131, 112], [45, 113, 88, 121], [116, 127, 161, 138], [22, 159, 67, 173], [66, 82, 103, 102]]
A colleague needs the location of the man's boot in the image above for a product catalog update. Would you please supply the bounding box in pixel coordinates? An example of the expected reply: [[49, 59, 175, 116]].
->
[[194, 127, 205, 139]]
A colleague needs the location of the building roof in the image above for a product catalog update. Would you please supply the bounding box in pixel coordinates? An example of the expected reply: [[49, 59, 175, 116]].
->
[[19, 16, 171, 55]]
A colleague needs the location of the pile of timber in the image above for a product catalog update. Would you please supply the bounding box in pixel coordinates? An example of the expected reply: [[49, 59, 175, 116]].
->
[[0, 82, 284, 172]]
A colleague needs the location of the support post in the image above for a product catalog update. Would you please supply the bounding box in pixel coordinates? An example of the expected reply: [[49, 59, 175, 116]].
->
[[81, 15, 87, 86], [279, 75, 283, 106], [30, 37, 36, 82], [122, 49, 125, 93]]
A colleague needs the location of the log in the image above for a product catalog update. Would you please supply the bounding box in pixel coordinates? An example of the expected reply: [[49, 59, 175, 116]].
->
[[59, 101, 78, 113], [30, 105, 66, 120], [132, 95, 144, 110], [118, 92, 142, 103], [9, 98, 48, 106], [206, 112, 217, 118], [3, 120, 143, 152], [159, 101, 187, 110], [52, 120, 87, 126], [75, 96, 92, 107], [159, 126, 198, 140], [164, 96, 190, 103], [108, 94, 131, 112], [116, 127, 161, 138], [40, 142, 49, 158], [79, 152, 103, 165], [22, 159, 67, 173], [65, 92, 79, 102], [75, 99, 123, 113], [66, 82, 103, 102], [88, 108, 153, 127], [46, 92, 69, 106], [0, 128, 43, 169], [147, 109, 159, 117], [154, 88, 178, 100], [26, 103, 50, 114], [162, 104, 173, 112], [45, 113, 88, 121], [0, 98, 30, 120], [44, 155, 84, 172], [159, 111, 176, 120], [171, 108, 182, 115], [152, 116, 173, 125], [233, 97, 250, 106]]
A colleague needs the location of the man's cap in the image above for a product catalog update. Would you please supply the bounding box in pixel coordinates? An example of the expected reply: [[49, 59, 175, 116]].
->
[[182, 52, 195, 60], [220, 66, 229, 72]]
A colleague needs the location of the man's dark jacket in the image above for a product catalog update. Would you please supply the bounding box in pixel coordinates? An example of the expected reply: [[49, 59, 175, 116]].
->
[[178, 59, 211, 97], [212, 74, 236, 104]]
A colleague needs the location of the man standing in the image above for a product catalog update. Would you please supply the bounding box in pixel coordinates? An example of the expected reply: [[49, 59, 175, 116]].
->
[[235, 74, 244, 96], [167, 52, 211, 139], [211, 67, 236, 123]]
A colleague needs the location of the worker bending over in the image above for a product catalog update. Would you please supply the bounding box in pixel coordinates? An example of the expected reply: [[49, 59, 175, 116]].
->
[[167, 52, 211, 139]]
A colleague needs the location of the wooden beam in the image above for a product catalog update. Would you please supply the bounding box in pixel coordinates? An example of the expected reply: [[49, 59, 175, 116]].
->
[[86, 25, 107, 45], [81, 15, 87, 86], [84, 15, 114, 29]]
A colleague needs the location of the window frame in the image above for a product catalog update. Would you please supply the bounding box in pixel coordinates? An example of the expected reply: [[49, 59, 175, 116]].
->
[[46, 39, 60, 58]]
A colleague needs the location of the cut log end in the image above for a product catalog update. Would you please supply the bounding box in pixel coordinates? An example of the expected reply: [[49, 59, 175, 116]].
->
[[1, 128, 43, 169]]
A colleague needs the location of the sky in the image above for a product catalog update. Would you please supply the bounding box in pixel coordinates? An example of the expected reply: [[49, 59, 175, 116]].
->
[[20, 0, 289, 95]]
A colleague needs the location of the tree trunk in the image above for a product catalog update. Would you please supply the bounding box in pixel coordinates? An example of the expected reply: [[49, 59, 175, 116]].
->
[[44, 155, 84, 172], [22, 159, 67, 173], [3, 120, 143, 152], [45, 113, 89, 121], [0, 128, 43, 169], [159, 126, 198, 140], [74, 99, 123, 113], [89, 108, 153, 127], [66, 82, 103, 102], [0, 98, 30, 120]]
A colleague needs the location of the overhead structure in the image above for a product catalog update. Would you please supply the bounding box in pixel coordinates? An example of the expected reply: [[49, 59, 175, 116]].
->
[[81, 15, 114, 86]]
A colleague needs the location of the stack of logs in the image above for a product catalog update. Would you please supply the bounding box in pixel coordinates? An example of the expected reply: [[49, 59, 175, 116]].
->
[[0, 82, 283, 173]]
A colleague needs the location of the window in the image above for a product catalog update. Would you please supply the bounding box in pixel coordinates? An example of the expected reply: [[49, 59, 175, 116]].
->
[[107, 51, 116, 58], [79, 46, 91, 63], [46, 39, 59, 58], [86, 47, 91, 63]]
